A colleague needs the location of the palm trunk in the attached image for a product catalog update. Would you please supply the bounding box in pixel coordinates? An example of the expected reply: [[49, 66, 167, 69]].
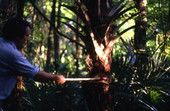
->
[[83, 36, 114, 111], [133, 0, 148, 68], [82, 1, 114, 110], [134, 0, 147, 51], [83, 53, 113, 111]]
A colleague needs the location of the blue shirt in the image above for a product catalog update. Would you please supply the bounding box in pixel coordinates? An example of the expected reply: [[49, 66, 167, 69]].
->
[[0, 38, 39, 100]]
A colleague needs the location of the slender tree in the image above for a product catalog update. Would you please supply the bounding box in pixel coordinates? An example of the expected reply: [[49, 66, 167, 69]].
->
[[46, 0, 56, 70], [55, 0, 62, 71], [46, 23, 53, 69], [46, 0, 61, 71], [133, 0, 148, 71], [75, 0, 80, 75], [134, 0, 147, 51]]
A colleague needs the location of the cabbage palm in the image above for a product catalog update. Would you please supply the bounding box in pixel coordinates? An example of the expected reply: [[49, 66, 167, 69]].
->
[[61, 0, 139, 110]]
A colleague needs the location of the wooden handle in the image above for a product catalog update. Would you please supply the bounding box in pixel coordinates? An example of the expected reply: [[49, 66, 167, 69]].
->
[[65, 77, 100, 81]]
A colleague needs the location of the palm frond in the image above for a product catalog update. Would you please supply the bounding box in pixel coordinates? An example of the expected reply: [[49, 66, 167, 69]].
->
[[62, 22, 86, 42], [108, 0, 125, 17]]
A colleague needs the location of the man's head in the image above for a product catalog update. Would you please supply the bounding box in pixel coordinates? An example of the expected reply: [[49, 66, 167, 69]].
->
[[2, 17, 31, 50]]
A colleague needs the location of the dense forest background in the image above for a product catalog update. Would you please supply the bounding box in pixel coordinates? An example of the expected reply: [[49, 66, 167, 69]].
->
[[0, 0, 170, 111]]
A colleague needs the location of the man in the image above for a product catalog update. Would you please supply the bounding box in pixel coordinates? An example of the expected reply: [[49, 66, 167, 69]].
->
[[0, 17, 66, 111]]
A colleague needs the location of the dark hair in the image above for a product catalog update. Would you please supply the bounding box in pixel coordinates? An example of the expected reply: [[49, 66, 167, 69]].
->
[[2, 17, 30, 41]]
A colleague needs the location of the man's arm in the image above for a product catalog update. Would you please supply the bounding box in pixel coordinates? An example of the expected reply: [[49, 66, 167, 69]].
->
[[33, 71, 66, 84]]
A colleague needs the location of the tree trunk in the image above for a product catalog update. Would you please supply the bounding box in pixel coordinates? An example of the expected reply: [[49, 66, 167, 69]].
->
[[82, 0, 114, 111], [46, 29, 52, 70], [134, 0, 147, 51], [75, 0, 80, 75], [83, 47, 113, 111], [133, 0, 148, 68], [54, 0, 62, 71], [46, 0, 55, 70]]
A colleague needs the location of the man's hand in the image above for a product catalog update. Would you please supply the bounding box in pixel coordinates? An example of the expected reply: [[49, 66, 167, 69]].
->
[[56, 75, 66, 84]]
